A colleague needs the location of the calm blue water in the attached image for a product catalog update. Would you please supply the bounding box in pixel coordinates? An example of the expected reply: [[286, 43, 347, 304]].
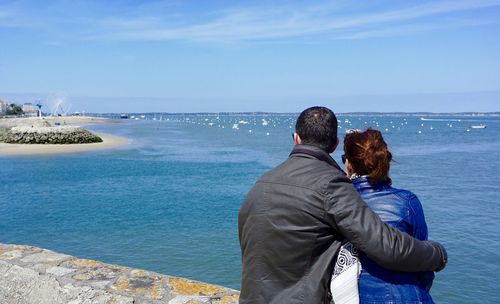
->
[[1, 113, 499, 303]]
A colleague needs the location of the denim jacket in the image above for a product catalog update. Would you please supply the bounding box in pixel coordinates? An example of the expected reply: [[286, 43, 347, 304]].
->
[[352, 177, 435, 304]]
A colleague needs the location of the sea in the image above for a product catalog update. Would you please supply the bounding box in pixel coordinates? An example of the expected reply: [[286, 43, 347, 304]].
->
[[1, 113, 499, 303]]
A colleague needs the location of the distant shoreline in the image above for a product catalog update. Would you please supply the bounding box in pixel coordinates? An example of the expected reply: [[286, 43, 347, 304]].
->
[[84, 112, 500, 117], [0, 116, 128, 157], [0, 116, 120, 128]]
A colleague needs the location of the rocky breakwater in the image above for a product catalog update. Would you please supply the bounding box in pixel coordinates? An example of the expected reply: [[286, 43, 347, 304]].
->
[[0, 244, 239, 304], [0, 126, 103, 144]]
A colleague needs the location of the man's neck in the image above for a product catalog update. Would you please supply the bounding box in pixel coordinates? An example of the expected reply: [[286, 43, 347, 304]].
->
[[289, 144, 341, 170]]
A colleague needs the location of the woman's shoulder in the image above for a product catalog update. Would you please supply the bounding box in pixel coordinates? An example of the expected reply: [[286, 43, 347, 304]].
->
[[356, 179, 424, 212], [380, 185, 426, 218], [388, 186, 427, 220], [387, 185, 419, 204]]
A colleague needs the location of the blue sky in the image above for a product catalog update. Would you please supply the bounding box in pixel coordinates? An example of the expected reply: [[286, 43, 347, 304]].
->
[[1, 0, 500, 113]]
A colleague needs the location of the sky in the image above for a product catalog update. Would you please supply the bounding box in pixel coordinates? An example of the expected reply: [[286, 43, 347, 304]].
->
[[1, 0, 500, 113]]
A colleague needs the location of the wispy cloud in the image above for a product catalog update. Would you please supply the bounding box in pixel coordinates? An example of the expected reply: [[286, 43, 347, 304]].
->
[[87, 0, 500, 42], [2, 0, 500, 42], [0, 1, 44, 28], [0, 3, 20, 27], [336, 17, 500, 40]]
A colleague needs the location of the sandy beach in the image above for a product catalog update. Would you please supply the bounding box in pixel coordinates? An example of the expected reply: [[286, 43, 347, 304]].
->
[[0, 116, 117, 128], [0, 116, 129, 156]]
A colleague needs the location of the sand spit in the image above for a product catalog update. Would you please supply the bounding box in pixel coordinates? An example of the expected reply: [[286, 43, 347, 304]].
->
[[0, 133, 128, 156], [0, 116, 129, 156]]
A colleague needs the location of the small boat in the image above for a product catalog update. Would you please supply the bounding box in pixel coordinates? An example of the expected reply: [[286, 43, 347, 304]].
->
[[120, 114, 129, 119], [469, 125, 487, 129]]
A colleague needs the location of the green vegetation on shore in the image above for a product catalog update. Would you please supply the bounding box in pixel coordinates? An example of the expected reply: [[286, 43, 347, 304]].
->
[[5, 104, 24, 116]]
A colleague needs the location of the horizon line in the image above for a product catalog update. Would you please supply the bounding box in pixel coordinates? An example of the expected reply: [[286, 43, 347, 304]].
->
[[85, 111, 500, 115]]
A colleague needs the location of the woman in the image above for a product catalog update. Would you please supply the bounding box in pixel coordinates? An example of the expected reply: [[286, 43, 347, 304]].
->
[[343, 128, 435, 304]]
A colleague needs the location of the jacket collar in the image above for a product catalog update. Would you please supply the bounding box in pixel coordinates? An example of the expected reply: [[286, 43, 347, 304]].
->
[[289, 144, 342, 171], [352, 176, 391, 192], [351, 176, 371, 189]]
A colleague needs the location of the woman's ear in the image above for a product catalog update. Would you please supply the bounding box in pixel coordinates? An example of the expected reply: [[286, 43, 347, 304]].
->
[[293, 133, 302, 145]]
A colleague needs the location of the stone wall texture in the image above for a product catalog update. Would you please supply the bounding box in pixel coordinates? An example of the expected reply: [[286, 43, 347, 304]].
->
[[0, 126, 102, 144], [0, 244, 239, 304]]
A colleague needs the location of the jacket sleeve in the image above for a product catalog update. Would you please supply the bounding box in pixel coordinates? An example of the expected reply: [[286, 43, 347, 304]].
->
[[324, 175, 447, 272]]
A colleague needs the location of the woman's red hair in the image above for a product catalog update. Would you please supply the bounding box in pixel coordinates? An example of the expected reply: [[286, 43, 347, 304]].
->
[[343, 128, 392, 184]]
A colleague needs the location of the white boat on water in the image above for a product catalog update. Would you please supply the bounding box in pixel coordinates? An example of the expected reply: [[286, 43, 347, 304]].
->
[[469, 125, 487, 129]]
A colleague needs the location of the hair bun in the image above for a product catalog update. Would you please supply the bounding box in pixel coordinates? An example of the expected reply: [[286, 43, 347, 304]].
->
[[343, 128, 391, 184]]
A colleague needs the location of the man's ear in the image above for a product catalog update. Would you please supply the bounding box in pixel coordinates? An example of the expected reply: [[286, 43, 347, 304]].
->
[[293, 132, 302, 145], [329, 138, 339, 153]]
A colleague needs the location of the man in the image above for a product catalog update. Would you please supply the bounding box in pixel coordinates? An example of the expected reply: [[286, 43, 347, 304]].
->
[[238, 106, 447, 303]]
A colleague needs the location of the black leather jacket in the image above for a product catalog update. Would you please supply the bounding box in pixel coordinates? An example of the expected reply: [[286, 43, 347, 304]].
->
[[238, 145, 447, 304]]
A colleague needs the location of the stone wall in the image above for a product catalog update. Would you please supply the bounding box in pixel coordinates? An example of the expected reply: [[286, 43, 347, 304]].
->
[[0, 126, 102, 144], [0, 127, 8, 142], [0, 244, 239, 304]]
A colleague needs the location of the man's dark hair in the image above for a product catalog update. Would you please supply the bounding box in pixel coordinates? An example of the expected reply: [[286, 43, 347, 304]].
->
[[295, 106, 338, 152]]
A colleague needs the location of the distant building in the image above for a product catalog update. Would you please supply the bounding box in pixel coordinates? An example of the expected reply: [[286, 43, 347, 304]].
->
[[0, 100, 7, 116], [22, 103, 38, 117]]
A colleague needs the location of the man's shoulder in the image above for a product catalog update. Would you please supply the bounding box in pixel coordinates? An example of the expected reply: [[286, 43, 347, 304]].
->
[[258, 156, 347, 189]]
